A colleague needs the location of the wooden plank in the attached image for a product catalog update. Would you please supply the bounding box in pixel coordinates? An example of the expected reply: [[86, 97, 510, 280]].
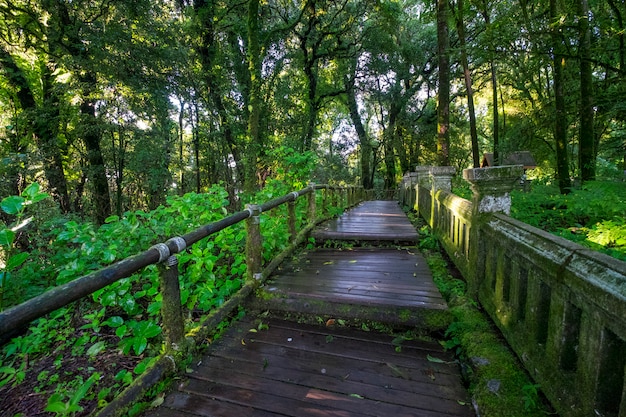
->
[[264, 247, 447, 313], [312, 201, 419, 242], [145, 319, 473, 417]]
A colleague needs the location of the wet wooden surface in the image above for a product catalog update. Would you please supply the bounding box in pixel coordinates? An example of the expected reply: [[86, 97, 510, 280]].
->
[[262, 247, 446, 312], [144, 318, 473, 417], [312, 201, 419, 242], [141, 200, 471, 417]]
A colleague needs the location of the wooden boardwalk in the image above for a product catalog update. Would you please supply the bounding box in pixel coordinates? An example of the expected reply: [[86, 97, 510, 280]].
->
[[312, 200, 419, 242], [142, 201, 472, 417], [144, 318, 472, 417], [251, 247, 450, 329]]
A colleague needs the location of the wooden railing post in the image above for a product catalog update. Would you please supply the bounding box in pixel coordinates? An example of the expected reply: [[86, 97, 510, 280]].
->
[[153, 241, 185, 353], [288, 193, 297, 243], [322, 185, 328, 215], [245, 204, 263, 281], [307, 183, 316, 225]]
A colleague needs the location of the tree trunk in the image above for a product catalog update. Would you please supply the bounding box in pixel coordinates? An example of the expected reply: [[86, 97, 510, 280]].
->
[[384, 101, 400, 189], [578, 0, 595, 182], [436, 0, 450, 166], [551, 0, 572, 193], [194, 0, 244, 189], [79, 72, 111, 225], [455, 0, 480, 167], [478, 6, 500, 166], [0, 48, 70, 211], [345, 75, 372, 189], [245, 0, 262, 193], [608, 0, 625, 71]]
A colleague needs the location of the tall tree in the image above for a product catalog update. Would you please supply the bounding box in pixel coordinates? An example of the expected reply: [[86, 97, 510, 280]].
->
[[454, 0, 480, 167], [578, 0, 595, 181], [551, 0, 572, 193], [436, 0, 450, 166]]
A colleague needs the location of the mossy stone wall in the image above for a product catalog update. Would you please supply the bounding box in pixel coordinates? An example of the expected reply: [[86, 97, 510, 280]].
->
[[403, 166, 626, 417]]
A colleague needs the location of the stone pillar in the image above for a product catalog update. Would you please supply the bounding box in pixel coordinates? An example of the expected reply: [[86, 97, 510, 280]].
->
[[463, 165, 523, 216], [462, 165, 524, 298], [429, 166, 456, 192], [413, 166, 431, 215], [428, 166, 456, 228]]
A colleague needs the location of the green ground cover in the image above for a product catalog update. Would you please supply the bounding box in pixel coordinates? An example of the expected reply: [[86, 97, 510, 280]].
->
[[510, 181, 626, 262]]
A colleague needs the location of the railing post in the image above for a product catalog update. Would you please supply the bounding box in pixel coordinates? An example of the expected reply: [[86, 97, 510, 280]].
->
[[322, 185, 328, 215], [463, 165, 523, 217], [158, 256, 185, 351], [414, 166, 431, 219], [462, 165, 524, 297], [245, 204, 263, 282], [429, 166, 456, 229], [153, 241, 185, 353], [307, 183, 316, 224], [288, 194, 297, 243]]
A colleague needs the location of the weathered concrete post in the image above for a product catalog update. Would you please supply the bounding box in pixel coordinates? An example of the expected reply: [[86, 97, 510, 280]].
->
[[462, 165, 524, 296], [463, 165, 523, 216], [157, 255, 185, 352], [429, 166, 456, 229], [307, 183, 316, 225], [153, 238, 187, 353], [288, 197, 297, 243], [414, 166, 431, 218], [245, 204, 263, 282]]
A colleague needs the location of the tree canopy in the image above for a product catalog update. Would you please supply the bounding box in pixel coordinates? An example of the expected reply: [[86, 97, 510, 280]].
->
[[1, 0, 625, 221]]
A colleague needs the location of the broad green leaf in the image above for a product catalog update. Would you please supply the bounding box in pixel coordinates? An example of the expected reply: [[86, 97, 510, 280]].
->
[[21, 182, 40, 199], [104, 316, 124, 328], [22, 183, 48, 203], [45, 402, 70, 413], [7, 252, 29, 270], [0, 228, 15, 247], [133, 336, 148, 355], [1, 196, 24, 215]]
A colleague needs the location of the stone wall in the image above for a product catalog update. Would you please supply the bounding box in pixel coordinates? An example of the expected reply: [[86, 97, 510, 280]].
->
[[400, 166, 626, 417]]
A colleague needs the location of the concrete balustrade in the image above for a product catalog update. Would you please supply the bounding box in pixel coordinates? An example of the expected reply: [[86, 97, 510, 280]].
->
[[401, 165, 626, 417]]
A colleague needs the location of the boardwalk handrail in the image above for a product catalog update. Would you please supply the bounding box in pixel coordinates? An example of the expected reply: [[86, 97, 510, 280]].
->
[[0, 184, 364, 344], [401, 166, 626, 417]]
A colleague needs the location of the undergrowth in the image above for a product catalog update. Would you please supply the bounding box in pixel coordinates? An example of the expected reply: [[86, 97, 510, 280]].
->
[[511, 181, 626, 261], [0, 180, 338, 417]]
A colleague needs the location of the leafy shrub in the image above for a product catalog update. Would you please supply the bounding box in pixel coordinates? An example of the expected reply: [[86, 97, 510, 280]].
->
[[511, 181, 626, 261]]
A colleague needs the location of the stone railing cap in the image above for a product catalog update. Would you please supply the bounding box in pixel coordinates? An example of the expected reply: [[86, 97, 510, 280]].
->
[[463, 165, 523, 182], [429, 166, 456, 176]]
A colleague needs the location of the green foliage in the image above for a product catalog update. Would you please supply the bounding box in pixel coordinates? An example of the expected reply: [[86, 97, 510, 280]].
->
[[0, 183, 49, 310], [511, 181, 626, 261], [0, 182, 328, 415], [45, 372, 101, 416]]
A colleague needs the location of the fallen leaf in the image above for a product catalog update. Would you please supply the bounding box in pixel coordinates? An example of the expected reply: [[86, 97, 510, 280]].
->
[[349, 260, 357, 263], [241, 339, 246, 345], [386, 362, 409, 380], [427, 354, 446, 364], [323, 261, 334, 265], [151, 395, 164, 408], [326, 319, 336, 327], [349, 394, 364, 399]]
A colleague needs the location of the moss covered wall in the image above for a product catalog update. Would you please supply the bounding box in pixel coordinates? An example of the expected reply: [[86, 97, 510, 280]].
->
[[403, 168, 626, 417]]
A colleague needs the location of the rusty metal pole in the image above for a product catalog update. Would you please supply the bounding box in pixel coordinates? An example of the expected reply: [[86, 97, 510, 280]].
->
[[245, 204, 263, 282]]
